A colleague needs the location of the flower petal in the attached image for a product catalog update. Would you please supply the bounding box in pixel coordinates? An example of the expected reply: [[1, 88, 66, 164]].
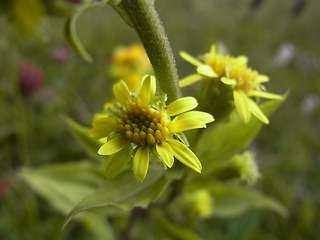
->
[[113, 80, 131, 107], [103, 146, 131, 178], [248, 90, 283, 100], [173, 111, 214, 124], [133, 146, 149, 182], [139, 75, 156, 105], [167, 139, 202, 173], [166, 97, 198, 116], [210, 45, 217, 54], [235, 55, 248, 65], [170, 119, 206, 133], [248, 98, 269, 124], [98, 135, 129, 155], [256, 75, 269, 83], [179, 74, 203, 88], [90, 114, 118, 139], [233, 90, 251, 123], [197, 65, 218, 78], [221, 77, 237, 86], [156, 142, 174, 168], [180, 51, 203, 67]]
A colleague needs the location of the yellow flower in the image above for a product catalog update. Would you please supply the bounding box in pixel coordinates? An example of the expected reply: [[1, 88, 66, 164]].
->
[[192, 189, 214, 218], [221, 61, 282, 124], [109, 44, 153, 90], [180, 45, 282, 124], [91, 75, 214, 182]]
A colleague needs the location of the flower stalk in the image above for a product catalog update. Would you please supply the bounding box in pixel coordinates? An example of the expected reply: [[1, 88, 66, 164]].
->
[[121, 0, 182, 103]]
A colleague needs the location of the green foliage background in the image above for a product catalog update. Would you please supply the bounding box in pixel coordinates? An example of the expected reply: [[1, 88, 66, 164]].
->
[[0, 0, 319, 239]]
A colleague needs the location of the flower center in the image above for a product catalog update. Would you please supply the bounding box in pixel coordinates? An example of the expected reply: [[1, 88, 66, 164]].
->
[[205, 54, 231, 76], [119, 102, 171, 145], [230, 67, 258, 93]]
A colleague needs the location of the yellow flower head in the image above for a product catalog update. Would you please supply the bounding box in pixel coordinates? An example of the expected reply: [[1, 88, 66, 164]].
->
[[109, 44, 153, 90], [221, 60, 282, 124], [192, 189, 214, 218], [179, 44, 283, 124], [203, 45, 234, 76], [91, 75, 214, 182]]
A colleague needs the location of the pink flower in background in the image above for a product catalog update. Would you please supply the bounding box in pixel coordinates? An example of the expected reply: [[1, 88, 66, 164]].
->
[[53, 45, 70, 63], [0, 178, 10, 197], [19, 62, 44, 95]]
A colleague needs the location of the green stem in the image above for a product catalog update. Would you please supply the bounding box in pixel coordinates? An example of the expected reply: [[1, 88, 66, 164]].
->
[[121, 0, 182, 103]]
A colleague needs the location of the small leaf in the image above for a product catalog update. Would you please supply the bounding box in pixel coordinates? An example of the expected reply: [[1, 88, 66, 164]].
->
[[63, 163, 169, 229], [64, 116, 102, 160], [197, 97, 286, 173], [65, 1, 107, 63], [174, 132, 189, 147], [208, 185, 287, 218], [108, 1, 134, 28]]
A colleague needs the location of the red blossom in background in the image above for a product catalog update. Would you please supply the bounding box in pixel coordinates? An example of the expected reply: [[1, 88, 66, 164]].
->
[[0, 178, 10, 197], [18, 62, 44, 95]]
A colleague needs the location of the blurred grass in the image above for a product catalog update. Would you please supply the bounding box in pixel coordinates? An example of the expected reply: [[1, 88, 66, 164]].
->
[[1, 0, 320, 239]]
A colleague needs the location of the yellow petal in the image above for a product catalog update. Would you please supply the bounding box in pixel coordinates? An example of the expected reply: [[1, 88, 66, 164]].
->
[[235, 55, 248, 65], [156, 142, 174, 168], [167, 139, 202, 173], [180, 51, 203, 67], [113, 80, 131, 107], [233, 90, 251, 123], [179, 74, 203, 88], [221, 77, 237, 86], [173, 111, 214, 124], [170, 118, 206, 133], [210, 45, 216, 55], [248, 98, 269, 124], [166, 97, 198, 116], [103, 147, 131, 178], [197, 65, 218, 78], [139, 75, 156, 105], [92, 114, 116, 127], [248, 90, 283, 100], [256, 75, 269, 83], [98, 135, 129, 155], [133, 146, 149, 182], [90, 115, 118, 139]]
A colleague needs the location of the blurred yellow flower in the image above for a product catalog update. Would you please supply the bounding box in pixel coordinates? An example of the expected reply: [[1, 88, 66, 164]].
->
[[109, 44, 153, 90], [12, 0, 44, 33], [91, 75, 214, 182], [193, 189, 214, 218], [180, 45, 282, 124]]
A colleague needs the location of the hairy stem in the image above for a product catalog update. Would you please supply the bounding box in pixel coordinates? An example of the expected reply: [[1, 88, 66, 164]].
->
[[121, 0, 182, 103]]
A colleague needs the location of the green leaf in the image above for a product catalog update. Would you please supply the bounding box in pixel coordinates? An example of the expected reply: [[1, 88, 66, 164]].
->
[[65, 0, 108, 63], [20, 161, 105, 214], [151, 209, 200, 240], [20, 161, 116, 239], [108, 1, 134, 28], [208, 184, 287, 218], [81, 214, 116, 240], [197, 97, 286, 173], [64, 116, 102, 160], [63, 162, 169, 229]]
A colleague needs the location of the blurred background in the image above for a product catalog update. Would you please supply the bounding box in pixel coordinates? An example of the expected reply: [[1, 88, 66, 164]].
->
[[0, 0, 319, 239]]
